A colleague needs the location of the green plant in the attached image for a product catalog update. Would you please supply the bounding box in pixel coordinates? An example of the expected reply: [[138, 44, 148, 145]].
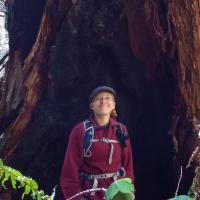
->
[[0, 159, 195, 200], [0, 159, 55, 200], [188, 166, 200, 199], [105, 178, 135, 200], [168, 195, 193, 200], [66, 178, 135, 200]]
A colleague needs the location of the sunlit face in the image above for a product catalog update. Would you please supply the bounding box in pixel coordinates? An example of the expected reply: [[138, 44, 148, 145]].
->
[[90, 92, 116, 117]]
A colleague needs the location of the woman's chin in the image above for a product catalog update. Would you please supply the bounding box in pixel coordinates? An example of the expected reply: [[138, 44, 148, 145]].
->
[[95, 112, 110, 117]]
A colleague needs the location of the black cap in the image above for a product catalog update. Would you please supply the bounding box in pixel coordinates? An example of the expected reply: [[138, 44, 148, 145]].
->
[[89, 86, 116, 102]]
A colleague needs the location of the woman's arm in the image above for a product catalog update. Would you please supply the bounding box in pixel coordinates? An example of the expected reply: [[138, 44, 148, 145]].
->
[[121, 125, 135, 182], [60, 123, 84, 199]]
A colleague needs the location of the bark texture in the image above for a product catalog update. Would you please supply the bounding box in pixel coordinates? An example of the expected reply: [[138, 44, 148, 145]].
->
[[169, 1, 200, 196], [0, 0, 199, 199]]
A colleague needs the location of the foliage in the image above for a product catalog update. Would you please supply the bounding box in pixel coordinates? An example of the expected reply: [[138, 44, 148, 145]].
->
[[168, 195, 193, 200], [0, 160, 195, 200], [0, 159, 55, 200], [105, 178, 135, 200], [188, 166, 200, 199]]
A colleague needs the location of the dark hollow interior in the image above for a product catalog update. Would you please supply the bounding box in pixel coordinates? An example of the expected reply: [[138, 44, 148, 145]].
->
[[7, 0, 178, 199]]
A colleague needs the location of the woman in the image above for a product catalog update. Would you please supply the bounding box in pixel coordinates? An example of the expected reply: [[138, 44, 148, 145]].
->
[[60, 86, 134, 200]]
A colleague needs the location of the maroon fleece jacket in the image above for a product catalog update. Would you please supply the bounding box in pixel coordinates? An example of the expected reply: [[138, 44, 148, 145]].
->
[[60, 117, 134, 200]]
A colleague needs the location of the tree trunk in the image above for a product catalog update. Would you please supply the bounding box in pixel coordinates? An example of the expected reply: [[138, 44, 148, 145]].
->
[[0, 0, 199, 199]]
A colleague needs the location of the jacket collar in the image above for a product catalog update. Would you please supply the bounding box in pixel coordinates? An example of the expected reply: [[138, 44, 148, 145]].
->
[[89, 116, 119, 130]]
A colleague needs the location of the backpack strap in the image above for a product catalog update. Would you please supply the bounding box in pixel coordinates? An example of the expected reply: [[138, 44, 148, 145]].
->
[[82, 120, 128, 160], [81, 120, 129, 195], [80, 167, 126, 180], [115, 124, 129, 148], [92, 138, 119, 164], [80, 167, 126, 196], [83, 119, 94, 157], [92, 138, 119, 143]]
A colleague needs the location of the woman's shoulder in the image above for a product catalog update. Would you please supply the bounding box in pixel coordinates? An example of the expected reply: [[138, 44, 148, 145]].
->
[[71, 121, 85, 135], [111, 118, 127, 127], [68, 121, 86, 145], [113, 119, 128, 133]]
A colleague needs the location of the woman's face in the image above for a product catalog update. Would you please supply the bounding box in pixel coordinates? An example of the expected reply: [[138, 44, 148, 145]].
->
[[90, 92, 116, 117]]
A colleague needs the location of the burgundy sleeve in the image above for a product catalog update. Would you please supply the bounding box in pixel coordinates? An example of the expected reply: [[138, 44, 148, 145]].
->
[[121, 125, 135, 183], [60, 123, 84, 199]]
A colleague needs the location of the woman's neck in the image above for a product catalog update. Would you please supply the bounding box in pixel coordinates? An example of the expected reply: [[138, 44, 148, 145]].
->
[[94, 115, 110, 126]]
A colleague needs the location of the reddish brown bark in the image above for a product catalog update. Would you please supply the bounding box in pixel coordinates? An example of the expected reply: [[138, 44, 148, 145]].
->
[[169, 0, 200, 195], [0, 0, 199, 198], [123, 0, 200, 195], [170, 1, 200, 119], [123, 0, 174, 80], [0, 0, 73, 161]]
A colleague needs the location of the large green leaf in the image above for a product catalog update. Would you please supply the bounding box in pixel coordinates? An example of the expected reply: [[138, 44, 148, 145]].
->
[[168, 195, 193, 200], [0, 159, 3, 167], [105, 178, 135, 200]]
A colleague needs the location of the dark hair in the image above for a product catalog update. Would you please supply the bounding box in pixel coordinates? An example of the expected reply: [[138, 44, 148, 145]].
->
[[110, 109, 117, 118]]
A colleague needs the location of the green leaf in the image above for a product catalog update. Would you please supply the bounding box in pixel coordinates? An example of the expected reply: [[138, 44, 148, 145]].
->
[[17, 177, 26, 188], [111, 192, 135, 200], [10, 175, 17, 189], [31, 191, 37, 200], [168, 195, 193, 200], [29, 178, 39, 190], [0, 159, 3, 167], [0, 170, 4, 179], [105, 178, 135, 200], [22, 185, 31, 199], [1, 171, 10, 188], [36, 191, 42, 200], [0, 162, 51, 200], [42, 194, 51, 200], [13, 169, 23, 177], [39, 190, 45, 196]]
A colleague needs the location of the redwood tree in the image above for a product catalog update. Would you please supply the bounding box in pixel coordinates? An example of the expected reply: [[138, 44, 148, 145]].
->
[[0, 0, 199, 199]]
